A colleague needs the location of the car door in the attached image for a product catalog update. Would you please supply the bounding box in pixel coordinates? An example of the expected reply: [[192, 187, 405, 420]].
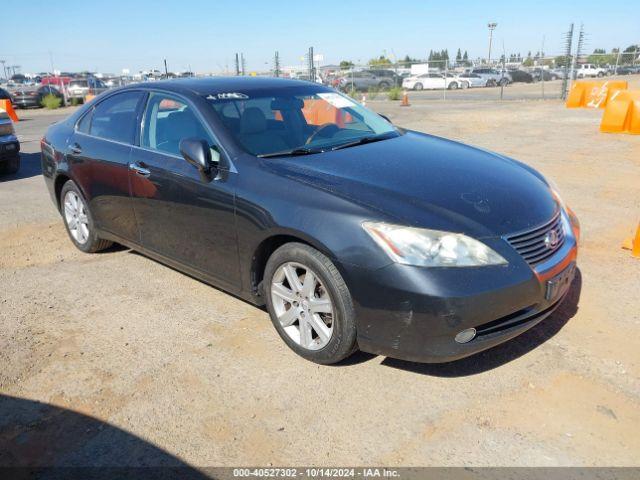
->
[[129, 91, 240, 288], [67, 90, 144, 242]]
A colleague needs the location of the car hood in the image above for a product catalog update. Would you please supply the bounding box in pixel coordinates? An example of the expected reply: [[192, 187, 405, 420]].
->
[[268, 131, 558, 238]]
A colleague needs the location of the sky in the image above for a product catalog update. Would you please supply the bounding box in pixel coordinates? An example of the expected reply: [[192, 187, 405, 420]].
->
[[1, 0, 638, 75]]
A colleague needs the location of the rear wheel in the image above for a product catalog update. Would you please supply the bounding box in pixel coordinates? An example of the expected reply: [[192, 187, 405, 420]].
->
[[461, 81, 469, 89], [264, 242, 358, 364], [378, 81, 390, 89], [414, 83, 423, 91], [60, 180, 112, 253], [448, 81, 458, 90], [486, 79, 497, 87]]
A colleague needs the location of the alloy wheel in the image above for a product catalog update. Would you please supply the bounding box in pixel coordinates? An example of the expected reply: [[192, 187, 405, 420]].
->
[[271, 262, 334, 350], [63, 191, 90, 244]]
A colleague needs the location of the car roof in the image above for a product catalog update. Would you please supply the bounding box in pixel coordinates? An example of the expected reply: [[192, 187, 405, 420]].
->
[[120, 76, 322, 97]]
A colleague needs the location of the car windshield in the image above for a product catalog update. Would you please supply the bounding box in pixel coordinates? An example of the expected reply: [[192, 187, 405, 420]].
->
[[70, 80, 88, 88], [206, 86, 399, 157]]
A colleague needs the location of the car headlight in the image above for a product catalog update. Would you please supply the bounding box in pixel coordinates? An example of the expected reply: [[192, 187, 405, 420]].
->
[[362, 222, 508, 267]]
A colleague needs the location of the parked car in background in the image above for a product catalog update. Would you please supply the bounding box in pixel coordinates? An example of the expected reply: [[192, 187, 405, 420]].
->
[[457, 73, 485, 88], [10, 85, 65, 109], [615, 66, 638, 75], [0, 112, 20, 174], [508, 70, 534, 83], [67, 78, 108, 102], [402, 73, 446, 90], [576, 64, 607, 78], [531, 69, 560, 81], [470, 68, 511, 86], [340, 70, 396, 91], [367, 69, 401, 87]]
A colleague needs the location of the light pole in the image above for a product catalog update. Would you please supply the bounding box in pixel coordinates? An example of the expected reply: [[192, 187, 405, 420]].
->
[[0, 60, 6, 81], [487, 22, 497, 65]]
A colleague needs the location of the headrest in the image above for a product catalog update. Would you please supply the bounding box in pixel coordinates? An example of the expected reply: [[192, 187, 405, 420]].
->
[[271, 97, 304, 111], [240, 107, 267, 134]]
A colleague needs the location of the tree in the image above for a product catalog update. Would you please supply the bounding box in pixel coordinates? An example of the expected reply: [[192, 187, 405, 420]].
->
[[339, 60, 354, 69], [368, 55, 392, 66], [456, 48, 462, 62]]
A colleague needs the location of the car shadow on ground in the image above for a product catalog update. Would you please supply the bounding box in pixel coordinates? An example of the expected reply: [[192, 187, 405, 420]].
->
[[0, 152, 42, 182], [0, 394, 210, 478], [381, 269, 582, 377]]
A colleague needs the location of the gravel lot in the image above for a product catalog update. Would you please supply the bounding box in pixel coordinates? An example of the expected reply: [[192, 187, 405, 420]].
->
[[1, 79, 639, 469]]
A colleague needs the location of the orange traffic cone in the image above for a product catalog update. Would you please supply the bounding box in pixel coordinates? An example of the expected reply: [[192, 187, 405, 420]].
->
[[622, 223, 640, 258], [0, 99, 19, 122], [400, 91, 410, 107]]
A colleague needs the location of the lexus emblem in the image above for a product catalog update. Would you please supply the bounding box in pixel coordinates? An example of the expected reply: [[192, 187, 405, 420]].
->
[[544, 230, 560, 249]]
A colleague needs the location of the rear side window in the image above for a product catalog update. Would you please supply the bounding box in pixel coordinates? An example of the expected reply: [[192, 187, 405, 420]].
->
[[77, 108, 93, 134], [89, 91, 143, 144]]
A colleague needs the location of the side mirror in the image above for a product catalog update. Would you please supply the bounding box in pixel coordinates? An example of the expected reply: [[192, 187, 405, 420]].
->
[[179, 138, 214, 180]]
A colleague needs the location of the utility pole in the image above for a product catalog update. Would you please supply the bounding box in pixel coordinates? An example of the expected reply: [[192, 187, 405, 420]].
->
[[48, 50, 55, 75], [235, 53, 240, 76], [164, 59, 168, 77], [241, 53, 246, 76], [308, 47, 315, 82], [561, 23, 574, 100], [540, 35, 546, 99], [487, 22, 497, 64], [614, 48, 621, 74], [274, 51, 281, 78], [0, 60, 6, 81]]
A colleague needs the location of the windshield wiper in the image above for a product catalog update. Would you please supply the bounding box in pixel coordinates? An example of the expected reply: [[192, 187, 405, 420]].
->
[[331, 132, 398, 151], [257, 147, 324, 158]]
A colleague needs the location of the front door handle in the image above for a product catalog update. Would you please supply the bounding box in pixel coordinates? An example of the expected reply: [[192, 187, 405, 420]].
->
[[70, 142, 82, 154], [129, 162, 151, 177]]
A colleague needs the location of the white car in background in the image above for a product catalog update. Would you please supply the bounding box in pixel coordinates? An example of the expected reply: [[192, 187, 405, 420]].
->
[[457, 73, 486, 88], [402, 73, 464, 90], [576, 64, 607, 78]]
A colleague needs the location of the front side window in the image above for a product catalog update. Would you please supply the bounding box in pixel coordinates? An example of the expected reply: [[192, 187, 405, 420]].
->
[[142, 93, 214, 157], [208, 87, 398, 157], [89, 91, 143, 144]]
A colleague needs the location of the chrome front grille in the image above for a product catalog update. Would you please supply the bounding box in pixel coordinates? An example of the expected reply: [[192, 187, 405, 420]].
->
[[506, 211, 565, 267]]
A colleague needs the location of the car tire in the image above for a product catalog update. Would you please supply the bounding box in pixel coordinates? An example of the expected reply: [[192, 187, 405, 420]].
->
[[448, 82, 458, 90], [264, 242, 358, 365], [2, 155, 20, 175], [414, 83, 423, 91], [597, 72, 604, 77], [461, 81, 469, 89], [486, 79, 497, 87], [378, 81, 390, 89], [499, 78, 509, 86], [60, 180, 112, 253]]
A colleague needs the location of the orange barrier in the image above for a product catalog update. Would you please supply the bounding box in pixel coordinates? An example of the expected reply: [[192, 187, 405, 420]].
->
[[0, 99, 19, 122], [301, 99, 353, 127], [622, 223, 640, 258], [600, 89, 640, 134], [566, 80, 628, 109]]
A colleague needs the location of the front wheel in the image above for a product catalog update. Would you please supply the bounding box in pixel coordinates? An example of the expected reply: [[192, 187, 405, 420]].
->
[[60, 180, 112, 253], [486, 79, 497, 87], [264, 243, 358, 364], [448, 82, 458, 90], [461, 81, 469, 89], [413, 83, 423, 91]]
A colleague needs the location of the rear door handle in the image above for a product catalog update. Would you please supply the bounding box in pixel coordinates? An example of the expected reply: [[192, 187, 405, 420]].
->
[[129, 162, 151, 177], [70, 142, 82, 154]]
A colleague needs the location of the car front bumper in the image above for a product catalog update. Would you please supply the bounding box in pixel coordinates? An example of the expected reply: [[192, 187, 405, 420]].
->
[[12, 97, 39, 108], [345, 217, 579, 363], [0, 135, 20, 161]]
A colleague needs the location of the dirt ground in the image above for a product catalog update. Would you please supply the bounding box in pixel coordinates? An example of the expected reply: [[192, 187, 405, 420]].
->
[[1, 79, 639, 468]]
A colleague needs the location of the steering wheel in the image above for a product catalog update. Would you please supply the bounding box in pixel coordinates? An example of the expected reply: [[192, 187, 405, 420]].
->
[[305, 123, 340, 145]]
